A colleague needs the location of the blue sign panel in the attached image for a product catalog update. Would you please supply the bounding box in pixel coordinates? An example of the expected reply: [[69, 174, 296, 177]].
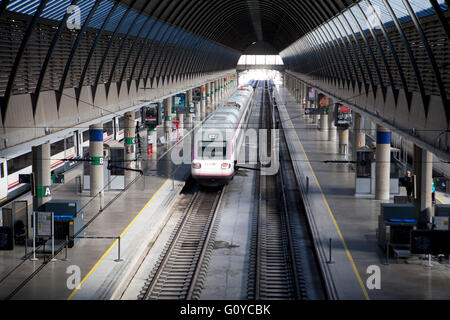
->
[[174, 93, 186, 108]]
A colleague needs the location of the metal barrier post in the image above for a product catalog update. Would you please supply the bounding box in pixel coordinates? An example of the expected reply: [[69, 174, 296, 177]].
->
[[62, 235, 71, 261], [115, 236, 123, 262], [327, 238, 335, 264], [382, 240, 389, 266], [30, 213, 38, 261], [306, 176, 309, 194], [425, 254, 433, 268], [99, 192, 103, 212], [50, 212, 57, 262]]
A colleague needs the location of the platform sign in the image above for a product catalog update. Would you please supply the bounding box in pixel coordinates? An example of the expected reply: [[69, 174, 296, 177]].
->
[[35, 212, 52, 237], [335, 104, 352, 127], [174, 93, 189, 114]]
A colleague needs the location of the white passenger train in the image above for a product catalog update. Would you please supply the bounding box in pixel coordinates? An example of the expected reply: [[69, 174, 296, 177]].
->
[[191, 85, 254, 186]]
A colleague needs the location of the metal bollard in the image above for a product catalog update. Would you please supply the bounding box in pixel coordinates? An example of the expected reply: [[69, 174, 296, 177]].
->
[[382, 240, 389, 266], [115, 237, 123, 262], [327, 238, 335, 264], [99, 192, 103, 212], [62, 235, 71, 261]]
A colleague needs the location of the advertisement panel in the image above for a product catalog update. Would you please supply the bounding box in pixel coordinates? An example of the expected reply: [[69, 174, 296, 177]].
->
[[335, 104, 353, 127]]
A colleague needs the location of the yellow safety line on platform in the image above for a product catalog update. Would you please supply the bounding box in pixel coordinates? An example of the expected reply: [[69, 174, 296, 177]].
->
[[285, 101, 370, 300], [67, 178, 171, 300]]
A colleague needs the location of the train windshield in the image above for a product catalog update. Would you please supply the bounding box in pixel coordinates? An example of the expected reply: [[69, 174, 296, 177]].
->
[[198, 141, 227, 160]]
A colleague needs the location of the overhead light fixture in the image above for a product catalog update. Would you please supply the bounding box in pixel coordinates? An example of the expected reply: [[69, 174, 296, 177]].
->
[[252, 42, 256, 45]]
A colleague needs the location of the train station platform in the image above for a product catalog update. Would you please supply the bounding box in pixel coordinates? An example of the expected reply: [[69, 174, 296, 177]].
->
[[274, 86, 450, 300], [0, 120, 203, 300]]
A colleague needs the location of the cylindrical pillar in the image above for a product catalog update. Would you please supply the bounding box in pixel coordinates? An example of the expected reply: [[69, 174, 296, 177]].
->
[[163, 97, 172, 142], [178, 113, 184, 137], [338, 127, 349, 156], [413, 145, 433, 225], [216, 80, 220, 105], [195, 101, 201, 124], [186, 89, 193, 129], [124, 111, 136, 169], [206, 82, 211, 115], [201, 85, 206, 119], [147, 127, 158, 159], [211, 81, 216, 110], [32, 141, 52, 212], [354, 113, 366, 149], [89, 123, 104, 203], [375, 125, 391, 200], [328, 103, 337, 141], [320, 114, 328, 133]]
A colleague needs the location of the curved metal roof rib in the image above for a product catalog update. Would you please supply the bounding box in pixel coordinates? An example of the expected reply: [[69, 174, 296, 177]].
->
[[0, 0, 449, 135]]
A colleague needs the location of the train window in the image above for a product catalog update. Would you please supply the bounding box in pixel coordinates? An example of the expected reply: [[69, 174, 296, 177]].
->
[[7, 152, 32, 174], [65, 136, 74, 149], [199, 141, 227, 160], [119, 117, 125, 132], [135, 110, 141, 120], [1, 163, 4, 178], [51, 139, 65, 156], [104, 121, 114, 136], [82, 130, 89, 143]]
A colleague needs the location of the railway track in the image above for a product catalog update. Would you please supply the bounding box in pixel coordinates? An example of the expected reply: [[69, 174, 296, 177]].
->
[[138, 186, 225, 300], [248, 81, 324, 300]]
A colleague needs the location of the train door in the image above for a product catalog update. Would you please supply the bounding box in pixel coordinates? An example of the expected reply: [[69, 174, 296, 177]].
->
[[75, 130, 82, 157], [114, 117, 119, 141], [0, 158, 7, 200]]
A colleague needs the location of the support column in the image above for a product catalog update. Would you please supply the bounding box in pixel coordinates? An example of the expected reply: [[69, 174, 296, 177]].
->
[[195, 101, 201, 123], [178, 113, 184, 137], [220, 78, 224, 101], [32, 141, 51, 212], [338, 127, 349, 156], [206, 82, 211, 115], [328, 103, 337, 141], [375, 125, 391, 200], [210, 82, 215, 111], [186, 89, 194, 129], [147, 127, 158, 159], [163, 97, 172, 142], [89, 123, 104, 204], [124, 111, 136, 169], [320, 113, 328, 133], [201, 85, 206, 120], [413, 145, 433, 226], [354, 113, 366, 148], [215, 80, 219, 106]]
